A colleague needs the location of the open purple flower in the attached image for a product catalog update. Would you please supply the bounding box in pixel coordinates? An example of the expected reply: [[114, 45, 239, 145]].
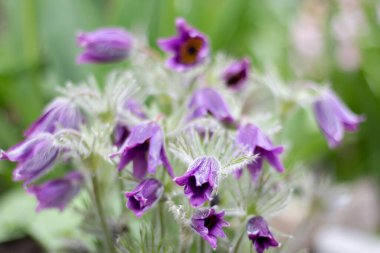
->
[[114, 99, 147, 148], [191, 208, 229, 249], [187, 87, 235, 124], [112, 121, 174, 180], [125, 178, 163, 217], [174, 156, 219, 207], [236, 124, 284, 181], [247, 216, 279, 253], [223, 58, 250, 90], [26, 171, 83, 212], [76, 27, 133, 64], [313, 89, 364, 148], [1, 134, 60, 184], [24, 98, 84, 138], [157, 18, 209, 72]]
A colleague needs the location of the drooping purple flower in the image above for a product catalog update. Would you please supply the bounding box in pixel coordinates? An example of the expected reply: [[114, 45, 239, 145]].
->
[[157, 18, 209, 72], [112, 121, 174, 179], [76, 28, 133, 64], [174, 156, 219, 207], [223, 58, 250, 90], [313, 89, 364, 148], [24, 98, 84, 138], [247, 216, 279, 253], [191, 208, 229, 249], [1, 134, 60, 184], [26, 171, 83, 212], [187, 87, 235, 124], [236, 124, 284, 181], [125, 178, 163, 217], [114, 99, 147, 148]]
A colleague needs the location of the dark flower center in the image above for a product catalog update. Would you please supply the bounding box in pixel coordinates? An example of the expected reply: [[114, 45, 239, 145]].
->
[[226, 71, 245, 86], [129, 196, 143, 210], [180, 38, 203, 65], [188, 176, 210, 197], [204, 215, 218, 231]]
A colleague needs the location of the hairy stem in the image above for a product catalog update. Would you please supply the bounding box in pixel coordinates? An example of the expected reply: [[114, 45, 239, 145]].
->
[[92, 176, 115, 253]]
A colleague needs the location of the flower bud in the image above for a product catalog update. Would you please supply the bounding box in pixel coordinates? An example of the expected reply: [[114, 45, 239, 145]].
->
[[1, 134, 60, 184], [313, 89, 364, 148], [76, 28, 133, 64], [24, 98, 84, 137], [27, 171, 83, 212], [125, 178, 163, 217]]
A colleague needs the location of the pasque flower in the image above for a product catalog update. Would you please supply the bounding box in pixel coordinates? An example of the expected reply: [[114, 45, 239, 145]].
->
[[223, 58, 250, 90], [113, 121, 174, 179], [26, 171, 83, 212], [236, 124, 284, 181], [114, 99, 146, 148], [125, 178, 163, 217], [174, 156, 219, 207], [247, 216, 279, 253], [158, 18, 209, 71], [24, 98, 84, 137], [313, 89, 364, 148], [1, 134, 60, 184], [191, 208, 229, 249], [76, 28, 133, 64], [187, 87, 234, 124]]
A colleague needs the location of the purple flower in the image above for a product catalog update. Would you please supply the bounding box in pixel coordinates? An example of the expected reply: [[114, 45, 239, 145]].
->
[[187, 87, 235, 124], [223, 58, 250, 90], [76, 28, 133, 64], [158, 18, 209, 72], [24, 98, 84, 138], [191, 208, 229, 249], [26, 171, 83, 212], [112, 121, 174, 179], [313, 89, 364, 148], [125, 178, 163, 217], [236, 124, 284, 181], [174, 156, 219, 207], [247, 216, 279, 253], [114, 99, 146, 148], [1, 134, 60, 184]]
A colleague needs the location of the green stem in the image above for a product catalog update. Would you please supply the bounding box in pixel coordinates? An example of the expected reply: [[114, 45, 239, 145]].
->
[[92, 176, 115, 253], [199, 237, 206, 253]]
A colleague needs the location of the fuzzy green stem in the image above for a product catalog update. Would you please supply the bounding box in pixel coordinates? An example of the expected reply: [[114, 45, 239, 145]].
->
[[199, 237, 206, 253], [92, 176, 115, 253]]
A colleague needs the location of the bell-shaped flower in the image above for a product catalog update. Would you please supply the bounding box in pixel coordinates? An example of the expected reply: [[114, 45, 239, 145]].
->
[[191, 208, 229, 249], [76, 27, 133, 64], [247, 216, 279, 253], [125, 178, 163, 217], [24, 98, 84, 138], [1, 134, 60, 184], [174, 156, 219, 207], [112, 121, 174, 179], [157, 18, 209, 72], [187, 87, 235, 124], [223, 58, 250, 90], [313, 89, 364, 148], [26, 171, 83, 212], [236, 124, 284, 181], [114, 99, 146, 148]]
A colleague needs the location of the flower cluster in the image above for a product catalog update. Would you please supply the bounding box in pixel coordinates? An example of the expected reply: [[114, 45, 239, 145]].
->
[[1, 17, 364, 253]]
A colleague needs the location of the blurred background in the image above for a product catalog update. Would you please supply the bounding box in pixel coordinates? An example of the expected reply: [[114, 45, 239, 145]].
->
[[0, 0, 379, 252]]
